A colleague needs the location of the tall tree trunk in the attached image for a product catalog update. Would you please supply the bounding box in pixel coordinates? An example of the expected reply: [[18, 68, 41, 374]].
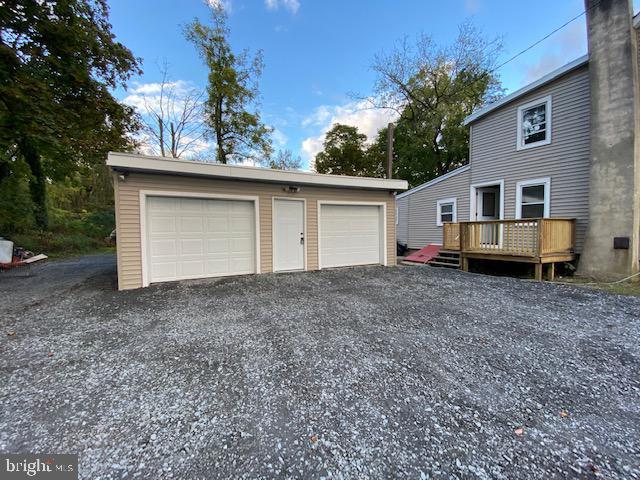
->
[[157, 116, 165, 157], [18, 138, 48, 230], [215, 97, 226, 164], [170, 122, 177, 157], [0, 160, 9, 182]]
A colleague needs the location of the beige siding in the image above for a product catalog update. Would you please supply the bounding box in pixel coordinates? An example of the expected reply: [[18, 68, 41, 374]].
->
[[115, 172, 396, 290], [403, 167, 471, 249], [470, 65, 591, 251]]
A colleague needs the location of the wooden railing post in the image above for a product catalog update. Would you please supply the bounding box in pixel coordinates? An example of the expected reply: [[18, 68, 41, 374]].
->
[[537, 219, 544, 257]]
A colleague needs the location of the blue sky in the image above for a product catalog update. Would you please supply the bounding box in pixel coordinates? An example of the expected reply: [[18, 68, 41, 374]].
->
[[109, 0, 638, 169]]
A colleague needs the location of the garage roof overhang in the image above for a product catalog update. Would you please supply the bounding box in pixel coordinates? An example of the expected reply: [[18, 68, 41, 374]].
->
[[107, 152, 408, 192]]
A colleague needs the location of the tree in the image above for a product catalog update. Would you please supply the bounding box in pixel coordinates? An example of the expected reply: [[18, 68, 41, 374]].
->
[[138, 63, 206, 158], [314, 124, 383, 177], [367, 21, 503, 187], [185, 8, 271, 164], [0, 0, 141, 229], [265, 149, 301, 170]]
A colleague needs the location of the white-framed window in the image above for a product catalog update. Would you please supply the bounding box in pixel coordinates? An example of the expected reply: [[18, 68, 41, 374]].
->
[[516, 177, 551, 219], [436, 197, 457, 226], [517, 95, 552, 150]]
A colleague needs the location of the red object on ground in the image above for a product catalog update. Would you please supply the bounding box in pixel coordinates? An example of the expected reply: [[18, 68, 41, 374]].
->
[[404, 244, 441, 264]]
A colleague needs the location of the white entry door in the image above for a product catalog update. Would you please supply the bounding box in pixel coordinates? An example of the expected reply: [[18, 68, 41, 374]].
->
[[476, 186, 500, 221], [319, 204, 382, 268], [273, 199, 305, 271], [146, 196, 256, 283], [475, 186, 501, 248]]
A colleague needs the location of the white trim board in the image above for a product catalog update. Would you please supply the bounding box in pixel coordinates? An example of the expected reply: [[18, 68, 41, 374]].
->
[[271, 196, 308, 273], [109, 152, 408, 192], [396, 165, 470, 200], [316, 200, 388, 269], [436, 197, 457, 227], [464, 55, 588, 125], [138, 190, 261, 288], [469, 180, 505, 221], [515, 177, 551, 219], [516, 95, 552, 151]]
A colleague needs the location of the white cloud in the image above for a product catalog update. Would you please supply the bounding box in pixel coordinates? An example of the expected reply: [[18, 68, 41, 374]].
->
[[300, 100, 398, 167], [523, 20, 586, 83], [124, 80, 194, 111], [265, 0, 299, 14], [301, 105, 331, 127], [464, 0, 480, 14], [272, 128, 287, 148], [207, 0, 231, 11]]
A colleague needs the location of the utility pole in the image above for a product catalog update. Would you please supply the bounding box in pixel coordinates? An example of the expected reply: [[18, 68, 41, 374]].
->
[[386, 122, 394, 179]]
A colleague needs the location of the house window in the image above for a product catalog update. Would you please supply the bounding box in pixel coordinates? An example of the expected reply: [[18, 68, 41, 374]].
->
[[517, 95, 552, 150], [516, 178, 551, 219], [436, 197, 457, 226]]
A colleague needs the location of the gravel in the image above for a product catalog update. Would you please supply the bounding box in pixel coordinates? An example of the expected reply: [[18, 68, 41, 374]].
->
[[1, 254, 639, 479]]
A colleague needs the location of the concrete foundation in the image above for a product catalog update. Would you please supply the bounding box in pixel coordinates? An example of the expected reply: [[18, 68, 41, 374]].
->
[[579, 0, 640, 278]]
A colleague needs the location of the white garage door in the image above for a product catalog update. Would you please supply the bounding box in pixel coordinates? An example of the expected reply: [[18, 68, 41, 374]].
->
[[146, 196, 256, 283], [319, 204, 383, 268]]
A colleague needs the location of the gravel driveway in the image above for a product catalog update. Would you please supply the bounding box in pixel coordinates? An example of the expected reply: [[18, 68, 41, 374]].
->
[[1, 254, 639, 479]]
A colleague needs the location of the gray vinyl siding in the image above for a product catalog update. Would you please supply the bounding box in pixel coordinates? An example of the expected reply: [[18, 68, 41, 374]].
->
[[404, 168, 471, 248], [396, 196, 408, 245], [469, 65, 591, 252]]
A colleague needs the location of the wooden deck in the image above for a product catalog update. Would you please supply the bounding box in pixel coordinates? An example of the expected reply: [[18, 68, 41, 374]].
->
[[442, 218, 576, 280]]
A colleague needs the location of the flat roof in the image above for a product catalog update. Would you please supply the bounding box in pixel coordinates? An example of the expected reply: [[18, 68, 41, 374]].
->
[[464, 55, 589, 126], [107, 152, 408, 191], [396, 164, 470, 199]]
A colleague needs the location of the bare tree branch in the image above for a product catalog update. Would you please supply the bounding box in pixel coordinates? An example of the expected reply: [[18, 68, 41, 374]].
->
[[138, 62, 207, 158]]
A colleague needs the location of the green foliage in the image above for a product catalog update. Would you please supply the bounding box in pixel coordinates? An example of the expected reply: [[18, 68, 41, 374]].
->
[[186, 8, 272, 164], [0, 0, 141, 228], [369, 22, 503, 187], [10, 208, 115, 257], [0, 175, 35, 234], [314, 124, 383, 177]]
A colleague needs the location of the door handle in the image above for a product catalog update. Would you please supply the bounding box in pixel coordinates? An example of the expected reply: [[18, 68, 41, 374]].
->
[[300, 233, 304, 245]]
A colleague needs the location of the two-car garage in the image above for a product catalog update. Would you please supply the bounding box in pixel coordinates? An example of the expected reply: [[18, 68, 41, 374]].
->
[[108, 152, 407, 290]]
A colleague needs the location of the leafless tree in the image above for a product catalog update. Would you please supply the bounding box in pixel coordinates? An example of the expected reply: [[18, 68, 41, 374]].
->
[[139, 64, 207, 158], [263, 149, 302, 170]]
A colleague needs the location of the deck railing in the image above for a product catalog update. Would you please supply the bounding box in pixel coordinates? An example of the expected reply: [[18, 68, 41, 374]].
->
[[442, 218, 575, 257]]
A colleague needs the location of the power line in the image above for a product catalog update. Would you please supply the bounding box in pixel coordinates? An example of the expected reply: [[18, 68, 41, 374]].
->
[[492, 0, 601, 73]]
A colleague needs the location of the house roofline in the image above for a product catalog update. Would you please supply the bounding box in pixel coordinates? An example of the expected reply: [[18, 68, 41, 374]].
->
[[107, 152, 408, 191], [396, 164, 470, 199], [464, 54, 589, 126]]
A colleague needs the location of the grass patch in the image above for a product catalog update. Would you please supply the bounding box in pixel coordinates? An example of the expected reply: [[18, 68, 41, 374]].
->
[[556, 276, 640, 297]]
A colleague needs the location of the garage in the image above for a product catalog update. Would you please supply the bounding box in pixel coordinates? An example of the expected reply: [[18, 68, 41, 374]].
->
[[107, 152, 406, 290], [319, 203, 384, 268], [145, 195, 257, 284]]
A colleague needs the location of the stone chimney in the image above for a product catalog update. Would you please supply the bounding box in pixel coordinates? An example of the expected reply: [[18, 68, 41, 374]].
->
[[580, 0, 640, 278]]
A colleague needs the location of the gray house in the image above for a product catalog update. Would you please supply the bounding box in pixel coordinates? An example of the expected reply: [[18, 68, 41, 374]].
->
[[397, 0, 640, 278]]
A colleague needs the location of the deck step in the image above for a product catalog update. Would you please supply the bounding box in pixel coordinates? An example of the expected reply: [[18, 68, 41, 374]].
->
[[428, 260, 461, 268], [431, 256, 460, 263], [436, 251, 460, 259], [429, 250, 461, 269]]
